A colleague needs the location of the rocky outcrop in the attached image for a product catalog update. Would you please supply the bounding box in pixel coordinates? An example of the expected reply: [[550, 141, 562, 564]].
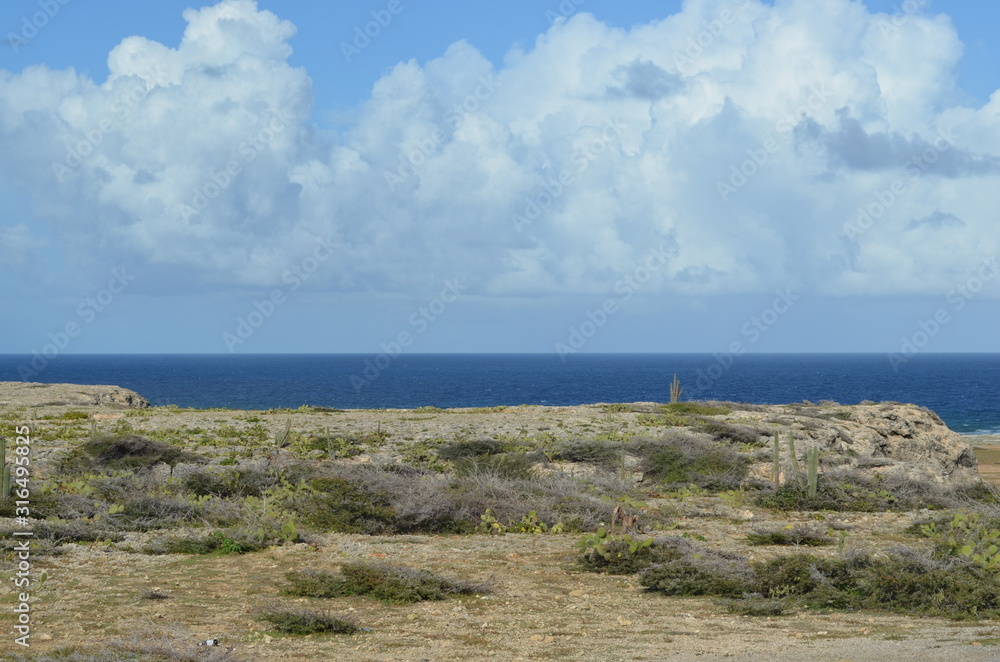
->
[[0, 382, 150, 409], [746, 401, 980, 490]]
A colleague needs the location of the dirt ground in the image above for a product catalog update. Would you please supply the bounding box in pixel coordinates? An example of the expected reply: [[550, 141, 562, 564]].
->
[[2, 405, 1000, 660]]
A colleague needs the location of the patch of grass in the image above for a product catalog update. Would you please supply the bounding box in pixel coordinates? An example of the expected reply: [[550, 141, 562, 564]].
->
[[258, 604, 358, 635], [60, 410, 91, 420], [663, 402, 730, 416], [746, 525, 834, 547], [719, 596, 791, 616], [283, 563, 484, 603], [636, 412, 687, 427]]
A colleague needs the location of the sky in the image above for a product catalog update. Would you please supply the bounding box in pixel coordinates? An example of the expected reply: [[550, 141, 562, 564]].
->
[[0, 0, 999, 356]]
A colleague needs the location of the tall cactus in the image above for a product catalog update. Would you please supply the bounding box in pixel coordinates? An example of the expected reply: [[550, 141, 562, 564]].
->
[[771, 432, 781, 488], [1, 437, 11, 503], [787, 432, 802, 486], [807, 447, 820, 498], [670, 374, 682, 404]]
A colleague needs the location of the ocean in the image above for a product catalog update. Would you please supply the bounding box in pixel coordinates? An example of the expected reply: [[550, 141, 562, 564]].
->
[[0, 353, 997, 434]]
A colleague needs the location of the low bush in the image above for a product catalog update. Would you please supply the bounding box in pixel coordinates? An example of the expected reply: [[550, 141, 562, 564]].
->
[[636, 436, 748, 489], [552, 440, 622, 468], [578, 532, 681, 575], [632, 541, 1000, 619], [181, 466, 287, 499], [145, 528, 272, 555], [437, 439, 510, 460], [746, 525, 834, 547], [283, 563, 484, 604], [451, 453, 536, 480], [59, 434, 200, 474], [286, 476, 397, 534], [257, 604, 358, 635], [698, 420, 766, 447]]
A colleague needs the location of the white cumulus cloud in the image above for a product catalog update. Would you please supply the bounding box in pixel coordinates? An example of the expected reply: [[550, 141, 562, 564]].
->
[[1, 0, 998, 303]]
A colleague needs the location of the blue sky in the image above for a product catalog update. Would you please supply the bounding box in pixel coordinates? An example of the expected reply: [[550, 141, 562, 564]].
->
[[1, 0, 998, 356]]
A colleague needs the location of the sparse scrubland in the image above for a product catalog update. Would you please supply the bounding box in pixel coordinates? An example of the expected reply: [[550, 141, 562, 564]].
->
[[3, 383, 1000, 660]]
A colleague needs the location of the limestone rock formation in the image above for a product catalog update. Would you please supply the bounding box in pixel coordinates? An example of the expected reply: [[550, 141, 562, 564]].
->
[[744, 401, 980, 490], [0, 382, 151, 409]]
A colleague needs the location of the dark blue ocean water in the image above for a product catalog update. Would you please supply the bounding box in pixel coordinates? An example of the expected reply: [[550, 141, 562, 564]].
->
[[0, 354, 998, 434]]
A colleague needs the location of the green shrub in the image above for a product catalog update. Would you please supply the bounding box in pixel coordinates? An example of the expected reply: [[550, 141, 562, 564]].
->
[[637, 438, 747, 489], [578, 531, 678, 575], [451, 453, 536, 480], [287, 476, 397, 534], [283, 564, 483, 604], [145, 529, 270, 555], [437, 439, 510, 459], [258, 605, 358, 635], [746, 525, 834, 547], [639, 558, 752, 598], [911, 511, 1000, 570], [60, 411, 91, 420]]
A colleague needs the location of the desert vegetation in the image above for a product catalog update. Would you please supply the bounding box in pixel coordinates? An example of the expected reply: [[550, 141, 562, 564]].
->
[[2, 396, 1000, 660]]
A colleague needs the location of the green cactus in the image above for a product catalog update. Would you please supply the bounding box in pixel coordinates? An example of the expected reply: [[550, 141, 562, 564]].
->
[[275, 418, 292, 448], [771, 432, 781, 488], [669, 374, 682, 404], [807, 447, 820, 498], [787, 432, 802, 486], [1, 437, 11, 503]]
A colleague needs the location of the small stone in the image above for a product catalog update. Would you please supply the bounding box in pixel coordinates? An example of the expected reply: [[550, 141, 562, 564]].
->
[[529, 635, 544, 642]]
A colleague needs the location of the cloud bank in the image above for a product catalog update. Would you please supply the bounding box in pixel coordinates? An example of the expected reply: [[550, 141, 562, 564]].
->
[[2, 0, 999, 303]]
